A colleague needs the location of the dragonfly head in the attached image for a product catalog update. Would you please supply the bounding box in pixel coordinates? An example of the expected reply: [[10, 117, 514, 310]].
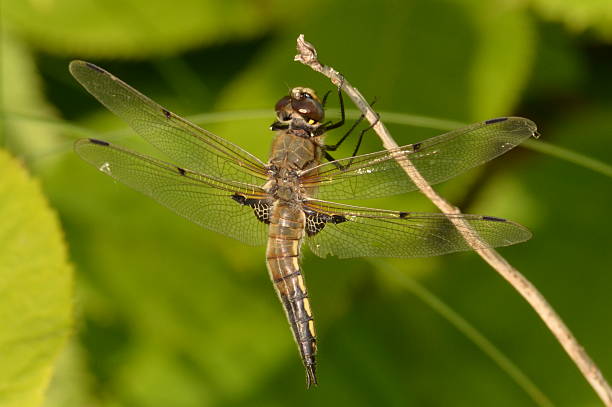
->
[[275, 87, 325, 126]]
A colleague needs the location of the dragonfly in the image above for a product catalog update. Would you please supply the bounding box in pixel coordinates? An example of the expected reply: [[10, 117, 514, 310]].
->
[[70, 60, 538, 388]]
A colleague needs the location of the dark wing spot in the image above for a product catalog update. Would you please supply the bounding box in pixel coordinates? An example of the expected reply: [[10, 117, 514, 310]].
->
[[485, 117, 508, 125], [305, 212, 327, 236], [231, 193, 247, 205], [85, 62, 105, 73], [176, 167, 186, 175], [412, 143, 421, 152], [331, 215, 347, 224], [231, 194, 271, 224], [399, 212, 409, 219], [89, 138, 110, 146], [252, 202, 272, 224], [305, 211, 348, 236], [161, 108, 172, 119], [482, 215, 506, 222]]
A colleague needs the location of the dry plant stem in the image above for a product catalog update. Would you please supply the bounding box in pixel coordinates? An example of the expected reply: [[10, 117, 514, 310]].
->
[[295, 34, 612, 406]]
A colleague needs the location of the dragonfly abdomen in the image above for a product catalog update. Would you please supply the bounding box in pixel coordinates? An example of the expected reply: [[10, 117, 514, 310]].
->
[[266, 202, 318, 387]]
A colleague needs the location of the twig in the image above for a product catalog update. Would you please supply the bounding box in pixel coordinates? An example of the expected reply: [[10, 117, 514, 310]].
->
[[295, 34, 612, 406]]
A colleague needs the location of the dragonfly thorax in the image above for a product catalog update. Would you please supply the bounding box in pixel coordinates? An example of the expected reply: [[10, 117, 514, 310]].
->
[[265, 167, 302, 202]]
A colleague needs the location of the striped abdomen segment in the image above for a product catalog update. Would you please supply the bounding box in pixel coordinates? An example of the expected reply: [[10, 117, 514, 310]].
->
[[266, 202, 317, 388]]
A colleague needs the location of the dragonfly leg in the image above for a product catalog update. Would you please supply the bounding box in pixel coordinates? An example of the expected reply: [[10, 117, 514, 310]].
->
[[324, 111, 365, 152], [325, 96, 377, 150], [322, 81, 345, 131], [323, 101, 378, 170], [270, 121, 289, 131], [320, 90, 332, 107], [322, 151, 344, 170], [344, 111, 380, 168]]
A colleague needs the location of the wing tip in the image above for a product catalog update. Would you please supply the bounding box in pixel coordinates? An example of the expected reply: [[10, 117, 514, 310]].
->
[[499, 116, 539, 138], [68, 59, 84, 71], [69, 60, 106, 78]]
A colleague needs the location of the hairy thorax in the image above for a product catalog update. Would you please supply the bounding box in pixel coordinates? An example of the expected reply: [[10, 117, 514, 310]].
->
[[264, 167, 301, 202], [269, 131, 323, 170], [265, 131, 324, 202]]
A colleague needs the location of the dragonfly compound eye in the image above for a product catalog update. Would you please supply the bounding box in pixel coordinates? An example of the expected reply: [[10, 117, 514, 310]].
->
[[274, 95, 293, 122], [291, 96, 324, 123]]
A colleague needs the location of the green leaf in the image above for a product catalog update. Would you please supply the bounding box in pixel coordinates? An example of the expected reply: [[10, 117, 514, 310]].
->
[[0, 149, 72, 407], [467, 5, 537, 119], [529, 0, 612, 41], [0, 29, 64, 162], [2, 0, 278, 58]]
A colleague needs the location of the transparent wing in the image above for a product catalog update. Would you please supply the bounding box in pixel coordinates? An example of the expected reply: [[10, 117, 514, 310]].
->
[[300, 117, 538, 200], [69, 60, 268, 185], [75, 138, 270, 246], [303, 199, 531, 259]]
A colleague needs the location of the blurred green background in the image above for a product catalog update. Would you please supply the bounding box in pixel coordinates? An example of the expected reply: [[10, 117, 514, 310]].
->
[[1, 0, 612, 406]]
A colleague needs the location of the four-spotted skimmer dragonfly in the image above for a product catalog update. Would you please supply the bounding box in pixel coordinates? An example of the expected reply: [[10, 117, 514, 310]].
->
[[70, 60, 537, 387]]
